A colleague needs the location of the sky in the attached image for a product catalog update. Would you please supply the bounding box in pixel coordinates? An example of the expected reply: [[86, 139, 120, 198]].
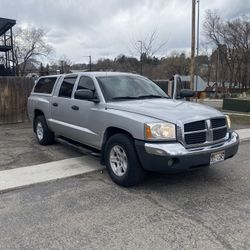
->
[[0, 0, 249, 64]]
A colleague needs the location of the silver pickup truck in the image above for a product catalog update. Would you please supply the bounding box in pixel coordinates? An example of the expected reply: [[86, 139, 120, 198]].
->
[[28, 72, 239, 186]]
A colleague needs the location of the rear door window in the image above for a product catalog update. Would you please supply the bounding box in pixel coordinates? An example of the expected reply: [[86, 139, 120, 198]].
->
[[58, 76, 77, 98], [34, 77, 57, 94]]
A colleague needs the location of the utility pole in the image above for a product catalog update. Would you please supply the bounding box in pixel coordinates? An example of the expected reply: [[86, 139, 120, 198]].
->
[[83, 56, 92, 71], [190, 0, 196, 91], [195, 0, 200, 101], [137, 40, 143, 75], [89, 56, 92, 71], [60, 60, 64, 74]]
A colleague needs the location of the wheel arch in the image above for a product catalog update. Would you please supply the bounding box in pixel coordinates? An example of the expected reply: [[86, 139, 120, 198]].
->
[[33, 109, 45, 132], [100, 127, 134, 165]]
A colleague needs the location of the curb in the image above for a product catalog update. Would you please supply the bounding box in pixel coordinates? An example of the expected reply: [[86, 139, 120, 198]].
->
[[224, 112, 250, 117], [0, 156, 104, 193], [0, 168, 103, 194], [236, 129, 250, 142]]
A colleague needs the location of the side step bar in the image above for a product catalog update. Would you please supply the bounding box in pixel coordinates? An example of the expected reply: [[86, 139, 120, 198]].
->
[[56, 137, 101, 158]]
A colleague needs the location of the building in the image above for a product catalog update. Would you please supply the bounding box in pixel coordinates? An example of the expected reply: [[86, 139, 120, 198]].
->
[[0, 17, 16, 76], [179, 75, 207, 91]]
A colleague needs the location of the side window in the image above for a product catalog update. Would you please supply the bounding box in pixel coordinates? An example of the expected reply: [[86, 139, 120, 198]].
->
[[58, 76, 77, 98], [77, 76, 95, 91], [76, 76, 97, 98], [176, 82, 181, 98], [34, 77, 57, 94], [176, 78, 184, 99]]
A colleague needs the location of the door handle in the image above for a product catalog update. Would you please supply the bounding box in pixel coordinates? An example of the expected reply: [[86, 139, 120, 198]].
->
[[52, 102, 58, 107], [71, 105, 79, 111]]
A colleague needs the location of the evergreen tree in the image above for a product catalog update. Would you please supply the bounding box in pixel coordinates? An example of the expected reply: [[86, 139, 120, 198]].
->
[[45, 64, 50, 75], [39, 63, 45, 76]]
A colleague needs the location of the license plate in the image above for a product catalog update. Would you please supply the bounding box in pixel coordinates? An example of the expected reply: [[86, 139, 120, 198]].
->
[[210, 150, 225, 164]]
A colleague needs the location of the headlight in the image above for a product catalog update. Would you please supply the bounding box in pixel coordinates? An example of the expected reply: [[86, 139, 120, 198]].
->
[[225, 115, 231, 128], [145, 122, 176, 140]]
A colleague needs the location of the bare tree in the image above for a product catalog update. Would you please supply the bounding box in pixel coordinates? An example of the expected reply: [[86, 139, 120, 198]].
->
[[130, 29, 168, 58], [199, 44, 213, 86], [58, 55, 72, 73], [13, 26, 52, 76], [203, 10, 250, 90]]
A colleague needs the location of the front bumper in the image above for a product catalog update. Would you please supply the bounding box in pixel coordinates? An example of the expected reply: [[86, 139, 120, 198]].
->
[[135, 131, 239, 173]]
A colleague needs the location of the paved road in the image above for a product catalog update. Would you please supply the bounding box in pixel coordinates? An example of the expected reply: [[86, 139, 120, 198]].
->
[[0, 141, 249, 250]]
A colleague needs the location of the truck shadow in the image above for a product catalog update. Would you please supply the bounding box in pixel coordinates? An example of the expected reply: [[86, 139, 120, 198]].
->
[[137, 164, 230, 190]]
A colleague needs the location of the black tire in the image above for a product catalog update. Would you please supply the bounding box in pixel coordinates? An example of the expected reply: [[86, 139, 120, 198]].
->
[[105, 133, 145, 187], [34, 115, 54, 145]]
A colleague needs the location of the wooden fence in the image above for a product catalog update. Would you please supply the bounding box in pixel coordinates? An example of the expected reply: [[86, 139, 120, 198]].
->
[[0, 77, 35, 124]]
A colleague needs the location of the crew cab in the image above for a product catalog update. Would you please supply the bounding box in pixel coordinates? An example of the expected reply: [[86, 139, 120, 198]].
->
[[27, 72, 239, 186]]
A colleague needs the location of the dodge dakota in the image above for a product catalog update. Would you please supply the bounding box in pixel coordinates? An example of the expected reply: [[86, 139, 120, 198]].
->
[[28, 72, 239, 186]]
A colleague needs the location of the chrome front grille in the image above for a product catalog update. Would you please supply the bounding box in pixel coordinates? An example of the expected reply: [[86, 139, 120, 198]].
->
[[184, 120, 205, 132], [213, 127, 227, 140], [185, 132, 206, 144], [211, 118, 226, 128], [183, 117, 227, 147]]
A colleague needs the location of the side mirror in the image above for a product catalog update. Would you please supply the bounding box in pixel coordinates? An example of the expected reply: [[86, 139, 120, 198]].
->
[[180, 89, 196, 98], [74, 89, 99, 103]]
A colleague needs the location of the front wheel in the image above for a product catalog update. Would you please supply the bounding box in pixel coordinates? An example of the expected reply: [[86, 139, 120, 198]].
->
[[34, 115, 54, 145], [105, 133, 145, 187]]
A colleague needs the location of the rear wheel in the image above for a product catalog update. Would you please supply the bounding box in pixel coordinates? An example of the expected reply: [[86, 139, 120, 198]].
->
[[34, 115, 54, 145], [105, 133, 145, 187]]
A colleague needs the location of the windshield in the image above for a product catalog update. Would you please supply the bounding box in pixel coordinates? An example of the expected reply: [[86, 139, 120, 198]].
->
[[96, 75, 168, 102]]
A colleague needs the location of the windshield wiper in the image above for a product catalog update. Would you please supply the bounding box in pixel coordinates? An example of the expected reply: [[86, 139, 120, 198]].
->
[[111, 95, 168, 101], [112, 96, 140, 100], [136, 94, 168, 99]]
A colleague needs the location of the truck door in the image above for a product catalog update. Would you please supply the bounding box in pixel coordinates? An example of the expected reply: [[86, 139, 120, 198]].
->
[[68, 76, 100, 146], [50, 75, 78, 138]]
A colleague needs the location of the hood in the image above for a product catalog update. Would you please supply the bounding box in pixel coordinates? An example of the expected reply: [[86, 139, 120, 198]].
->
[[107, 99, 223, 124]]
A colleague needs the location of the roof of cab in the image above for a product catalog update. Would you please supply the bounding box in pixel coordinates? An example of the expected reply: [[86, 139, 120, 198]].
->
[[38, 71, 141, 79]]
